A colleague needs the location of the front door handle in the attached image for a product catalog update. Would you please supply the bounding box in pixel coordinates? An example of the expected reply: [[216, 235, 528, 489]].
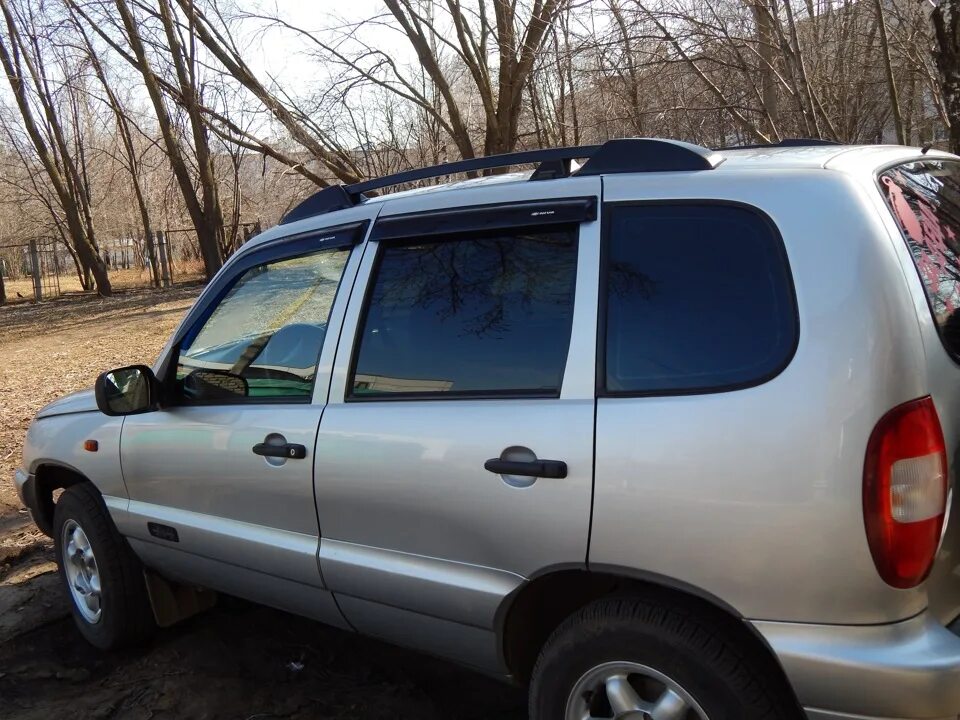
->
[[484, 458, 567, 479], [253, 442, 307, 460]]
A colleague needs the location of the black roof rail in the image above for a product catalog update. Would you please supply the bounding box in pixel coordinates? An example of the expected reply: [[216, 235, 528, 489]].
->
[[715, 138, 843, 151], [281, 145, 601, 225], [578, 138, 723, 175], [281, 138, 722, 225]]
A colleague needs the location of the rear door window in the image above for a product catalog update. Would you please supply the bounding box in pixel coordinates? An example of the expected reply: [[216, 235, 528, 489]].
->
[[350, 228, 578, 398], [880, 160, 960, 359], [602, 203, 797, 395]]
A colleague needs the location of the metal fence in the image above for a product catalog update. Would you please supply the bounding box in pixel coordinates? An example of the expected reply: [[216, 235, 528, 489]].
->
[[0, 222, 261, 303], [0, 240, 65, 302]]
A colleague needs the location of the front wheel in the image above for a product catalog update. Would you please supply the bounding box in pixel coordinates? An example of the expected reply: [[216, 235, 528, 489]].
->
[[53, 483, 155, 649], [529, 596, 797, 720]]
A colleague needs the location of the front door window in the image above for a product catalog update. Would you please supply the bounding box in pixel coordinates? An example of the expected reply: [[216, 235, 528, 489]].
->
[[175, 248, 351, 403]]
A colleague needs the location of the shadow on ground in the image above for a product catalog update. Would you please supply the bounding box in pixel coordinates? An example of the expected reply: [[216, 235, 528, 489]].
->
[[0, 284, 205, 342], [0, 586, 527, 720]]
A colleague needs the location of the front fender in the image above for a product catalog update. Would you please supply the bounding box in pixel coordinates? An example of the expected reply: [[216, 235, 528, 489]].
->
[[22, 411, 127, 504]]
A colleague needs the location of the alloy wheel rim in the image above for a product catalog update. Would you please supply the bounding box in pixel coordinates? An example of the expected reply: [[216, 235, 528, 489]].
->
[[565, 661, 710, 720], [61, 519, 102, 623]]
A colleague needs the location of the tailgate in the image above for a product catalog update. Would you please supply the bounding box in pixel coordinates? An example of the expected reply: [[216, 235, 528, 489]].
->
[[878, 158, 960, 622]]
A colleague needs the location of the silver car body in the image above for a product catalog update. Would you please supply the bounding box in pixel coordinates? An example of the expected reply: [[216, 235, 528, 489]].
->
[[15, 144, 960, 719]]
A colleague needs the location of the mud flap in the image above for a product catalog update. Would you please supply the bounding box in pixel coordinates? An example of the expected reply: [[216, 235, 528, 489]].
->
[[143, 569, 217, 627]]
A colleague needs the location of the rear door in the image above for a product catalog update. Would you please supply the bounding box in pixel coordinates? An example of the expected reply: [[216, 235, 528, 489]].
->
[[589, 183, 804, 618], [313, 177, 601, 671]]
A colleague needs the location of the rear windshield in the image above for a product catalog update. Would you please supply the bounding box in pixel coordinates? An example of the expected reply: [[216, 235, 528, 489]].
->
[[880, 160, 960, 359]]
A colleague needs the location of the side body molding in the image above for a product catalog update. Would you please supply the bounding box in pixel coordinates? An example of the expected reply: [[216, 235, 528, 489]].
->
[[320, 540, 524, 629]]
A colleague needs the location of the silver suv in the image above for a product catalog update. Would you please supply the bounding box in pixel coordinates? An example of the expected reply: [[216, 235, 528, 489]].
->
[[13, 138, 960, 720]]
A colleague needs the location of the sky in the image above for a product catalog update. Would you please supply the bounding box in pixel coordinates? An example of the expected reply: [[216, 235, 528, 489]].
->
[[243, 0, 414, 88]]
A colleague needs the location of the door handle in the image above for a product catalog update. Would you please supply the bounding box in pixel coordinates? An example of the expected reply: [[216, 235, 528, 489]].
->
[[253, 442, 307, 460], [484, 458, 567, 479]]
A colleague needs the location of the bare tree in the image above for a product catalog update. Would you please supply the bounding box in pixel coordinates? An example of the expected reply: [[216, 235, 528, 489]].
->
[[241, 0, 568, 163], [72, 14, 161, 286], [108, 0, 223, 278], [933, 0, 960, 153], [873, 0, 905, 143], [0, 0, 111, 295], [175, 0, 364, 184], [0, 0, 953, 303]]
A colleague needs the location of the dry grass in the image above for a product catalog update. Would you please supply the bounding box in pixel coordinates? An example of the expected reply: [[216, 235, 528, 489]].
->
[[2, 260, 206, 304], [0, 284, 203, 516]]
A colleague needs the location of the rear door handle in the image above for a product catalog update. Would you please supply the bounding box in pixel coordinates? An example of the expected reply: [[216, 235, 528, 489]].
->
[[253, 442, 307, 459], [484, 458, 567, 479]]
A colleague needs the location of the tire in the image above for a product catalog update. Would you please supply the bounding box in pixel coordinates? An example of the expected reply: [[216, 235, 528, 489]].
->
[[529, 596, 798, 720], [53, 482, 155, 649]]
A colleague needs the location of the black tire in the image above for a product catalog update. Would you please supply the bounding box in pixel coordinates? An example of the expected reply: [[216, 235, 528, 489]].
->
[[529, 596, 798, 720], [53, 482, 155, 649]]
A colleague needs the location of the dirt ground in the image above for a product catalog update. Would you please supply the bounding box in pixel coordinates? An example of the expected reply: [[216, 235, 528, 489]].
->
[[0, 287, 525, 719]]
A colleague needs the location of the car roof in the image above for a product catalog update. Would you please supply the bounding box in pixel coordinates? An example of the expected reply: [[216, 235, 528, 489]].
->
[[721, 143, 953, 171], [245, 143, 956, 251], [347, 144, 957, 205]]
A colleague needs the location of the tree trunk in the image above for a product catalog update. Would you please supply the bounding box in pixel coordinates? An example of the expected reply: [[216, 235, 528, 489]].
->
[[158, 0, 224, 278], [751, 0, 780, 139], [113, 0, 222, 279], [933, 0, 960, 154], [873, 0, 905, 144], [0, 0, 111, 295]]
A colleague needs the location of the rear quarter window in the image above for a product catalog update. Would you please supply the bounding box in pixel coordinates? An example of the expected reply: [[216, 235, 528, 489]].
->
[[879, 160, 960, 359], [602, 203, 798, 395]]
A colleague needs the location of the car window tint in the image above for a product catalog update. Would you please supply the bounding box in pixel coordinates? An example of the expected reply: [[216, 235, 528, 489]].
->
[[880, 160, 960, 359], [176, 248, 350, 402], [604, 204, 796, 394], [351, 228, 578, 398]]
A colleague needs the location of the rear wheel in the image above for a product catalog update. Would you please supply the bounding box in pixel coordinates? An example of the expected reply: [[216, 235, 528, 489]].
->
[[529, 596, 797, 720], [53, 483, 155, 649], [563, 660, 710, 719]]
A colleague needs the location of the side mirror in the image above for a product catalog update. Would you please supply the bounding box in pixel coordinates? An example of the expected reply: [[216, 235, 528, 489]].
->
[[95, 365, 158, 416]]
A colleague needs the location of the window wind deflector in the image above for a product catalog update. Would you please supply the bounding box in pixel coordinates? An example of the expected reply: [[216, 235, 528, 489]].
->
[[252, 220, 369, 257], [370, 197, 597, 243]]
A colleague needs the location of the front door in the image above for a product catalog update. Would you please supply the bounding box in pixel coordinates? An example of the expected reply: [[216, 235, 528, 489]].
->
[[313, 178, 601, 671], [116, 225, 365, 624]]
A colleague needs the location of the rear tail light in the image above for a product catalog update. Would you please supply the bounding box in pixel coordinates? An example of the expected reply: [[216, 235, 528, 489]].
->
[[864, 396, 948, 589]]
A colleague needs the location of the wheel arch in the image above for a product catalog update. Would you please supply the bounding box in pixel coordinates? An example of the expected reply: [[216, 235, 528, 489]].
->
[[497, 564, 803, 713], [30, 461, 93, 536]]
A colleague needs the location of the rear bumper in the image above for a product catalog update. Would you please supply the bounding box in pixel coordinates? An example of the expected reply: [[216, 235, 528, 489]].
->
[[753, 612, 960, 719]]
